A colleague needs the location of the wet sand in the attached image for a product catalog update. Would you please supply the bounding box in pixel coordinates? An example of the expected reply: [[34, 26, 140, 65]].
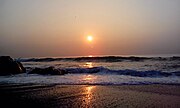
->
[[0, 84, 180, 108]]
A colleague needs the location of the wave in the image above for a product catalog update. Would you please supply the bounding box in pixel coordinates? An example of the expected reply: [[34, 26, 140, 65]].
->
[[17, 56, 180, 62], [65, 67, 180, 77], [28, 66, 180, 77]]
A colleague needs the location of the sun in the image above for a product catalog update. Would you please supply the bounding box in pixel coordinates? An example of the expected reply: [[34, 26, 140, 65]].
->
[[87, 36, 93, 42]]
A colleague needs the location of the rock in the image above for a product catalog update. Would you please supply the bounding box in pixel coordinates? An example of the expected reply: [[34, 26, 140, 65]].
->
[[0, 56, 26, 75], [29, 67, 67, 75]]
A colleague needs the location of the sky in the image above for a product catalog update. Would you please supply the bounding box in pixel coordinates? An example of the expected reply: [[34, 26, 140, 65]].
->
[[0, 0, 180, 57]]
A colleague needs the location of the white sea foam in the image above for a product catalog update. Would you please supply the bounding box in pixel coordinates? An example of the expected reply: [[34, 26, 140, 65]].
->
[[0, 73, 179, 85]]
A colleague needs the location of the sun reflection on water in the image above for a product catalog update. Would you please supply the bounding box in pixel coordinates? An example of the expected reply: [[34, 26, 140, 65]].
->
[[82, 75, 97, 83], [83, 62, 93, 68], [81, 86, 95, 107], [86, 86, 94, 100], [85, 75, 93, 80]]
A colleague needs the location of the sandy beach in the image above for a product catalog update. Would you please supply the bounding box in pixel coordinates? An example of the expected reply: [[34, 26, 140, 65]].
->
[[0, 84, 179, 108]]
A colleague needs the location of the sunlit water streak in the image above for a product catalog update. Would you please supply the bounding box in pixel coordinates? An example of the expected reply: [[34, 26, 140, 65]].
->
[[81, 86, 95, 107]]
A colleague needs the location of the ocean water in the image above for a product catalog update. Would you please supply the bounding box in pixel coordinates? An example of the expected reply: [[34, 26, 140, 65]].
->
[[0, 56, 180, 85]]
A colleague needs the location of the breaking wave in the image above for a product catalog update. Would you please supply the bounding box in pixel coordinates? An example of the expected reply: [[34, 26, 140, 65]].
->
[[28, 66, 180, 77]]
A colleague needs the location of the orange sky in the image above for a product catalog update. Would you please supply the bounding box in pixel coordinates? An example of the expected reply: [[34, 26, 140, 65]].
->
[[0, 0, 180, 57]]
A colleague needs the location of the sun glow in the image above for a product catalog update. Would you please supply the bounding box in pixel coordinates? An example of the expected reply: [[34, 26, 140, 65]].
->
[[87, 36, 93, 42], [88, 55, 93, 57]]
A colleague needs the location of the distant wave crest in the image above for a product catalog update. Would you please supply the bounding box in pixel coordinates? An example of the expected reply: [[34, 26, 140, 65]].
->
[[17, 56, 180, 62]]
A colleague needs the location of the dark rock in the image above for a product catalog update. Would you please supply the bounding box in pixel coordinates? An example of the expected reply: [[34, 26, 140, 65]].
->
[[0, 56, 26, 75], [29, 67, 67, 75]]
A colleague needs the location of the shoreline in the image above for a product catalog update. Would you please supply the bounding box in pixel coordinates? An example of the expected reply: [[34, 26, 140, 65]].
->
[[0, 84, 180, 108]]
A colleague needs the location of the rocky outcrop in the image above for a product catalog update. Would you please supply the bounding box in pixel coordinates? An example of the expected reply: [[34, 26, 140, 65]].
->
[[0, 56, 26, 75], [29, 67, 67, 75]]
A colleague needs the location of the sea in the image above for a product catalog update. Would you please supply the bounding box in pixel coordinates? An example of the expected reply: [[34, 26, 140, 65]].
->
[[0, 55, 180, 85]]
